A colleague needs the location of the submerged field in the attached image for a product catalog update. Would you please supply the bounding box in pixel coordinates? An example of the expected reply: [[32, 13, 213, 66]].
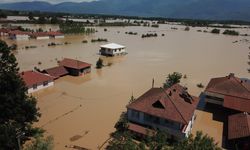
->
[[1, 24, 250, 149]]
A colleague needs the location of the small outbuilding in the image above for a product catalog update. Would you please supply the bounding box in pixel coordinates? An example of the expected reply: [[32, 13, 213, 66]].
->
[[99, 43, 126, 56], [59, 58, 91, 76], [20, 70, 54, 93], [48, 31, 64, 39]]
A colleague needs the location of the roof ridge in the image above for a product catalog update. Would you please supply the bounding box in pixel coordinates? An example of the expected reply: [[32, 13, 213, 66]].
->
[[232, 76, 250, 93], [160, 87, 188, 124]]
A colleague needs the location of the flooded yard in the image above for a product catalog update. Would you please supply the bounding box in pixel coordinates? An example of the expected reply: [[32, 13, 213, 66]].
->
[[1, 24, 250, 149]]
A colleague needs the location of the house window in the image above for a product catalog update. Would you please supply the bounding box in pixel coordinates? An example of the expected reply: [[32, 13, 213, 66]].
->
[[43, 81, 48, 86], [131, 110, 140, 119], [33, 84, 37, 89]]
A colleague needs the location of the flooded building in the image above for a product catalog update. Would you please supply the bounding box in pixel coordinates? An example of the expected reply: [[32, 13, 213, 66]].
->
[[127, 84, 199, 141], [59, 58, 91, 76], [228, 113, 250, 150], [9, 30, 29, 40], [43, 66, 69, 79], [48, 31, 64, 39], [204, 73, 250, 149], [99, 43, 126, 56], [30, 32, 50, 40], [0, 28, 9, 36], [20, 70, 54, 93], [204, 73, 250, 113]]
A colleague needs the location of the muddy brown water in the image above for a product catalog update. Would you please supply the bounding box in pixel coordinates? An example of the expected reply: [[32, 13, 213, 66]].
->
[[1, 24, 250, 149]]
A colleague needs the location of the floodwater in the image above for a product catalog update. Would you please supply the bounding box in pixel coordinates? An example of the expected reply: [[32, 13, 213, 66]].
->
[[1, 24, 250, 149]]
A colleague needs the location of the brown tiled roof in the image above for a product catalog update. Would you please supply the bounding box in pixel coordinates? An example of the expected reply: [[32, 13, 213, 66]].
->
[[47, 31, 64, 36], [20, 70, 54, 88], [44, 66, 68, 79], [30, 32, 49, 37], [205, 74, 250, 112], [9, 30, 30, 35], [127, 84, 199, 125], [128, 123, 156, 136], [59, 58, 91, 70], [228, 113, 250, 140]]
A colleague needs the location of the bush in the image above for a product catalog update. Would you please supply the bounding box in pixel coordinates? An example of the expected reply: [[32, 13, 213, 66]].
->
[[223, 30, 239, 36], [211, 28, 220, 34], [96, 58, 104, 69]]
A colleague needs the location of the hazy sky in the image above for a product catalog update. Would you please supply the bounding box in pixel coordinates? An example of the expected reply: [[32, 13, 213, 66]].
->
[[0, 0, 96, 4]]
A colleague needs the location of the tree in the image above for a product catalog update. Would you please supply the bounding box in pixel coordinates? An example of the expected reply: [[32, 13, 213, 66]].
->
[[38, 16, 46, 24], [24, 136, 54, 150], [96, 58, 104, 69], [174, 131, 221, 150], [163, 72, 182, 88], [0, 40, 41, 149], [211, 29, 220, 34]]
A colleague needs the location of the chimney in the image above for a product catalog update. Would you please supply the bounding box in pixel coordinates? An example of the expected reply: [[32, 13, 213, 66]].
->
[[169, 91, 172, 96], [228, 73, 234, 79]]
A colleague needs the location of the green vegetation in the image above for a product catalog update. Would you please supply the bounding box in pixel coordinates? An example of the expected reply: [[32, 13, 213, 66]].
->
[[91, 38, 108, 43], [151, 24, 159, 28], [96, 58, 104, 69], [59, 23, 95, 34], [24, 136, 54, 150], [174, 131, 221, 150], [197, 83, 204, 88], [184, 26, 190, 31], [141, 33, 158, 38], [99, 22, 139, 26], [0, 40, 42, 149], [164, 72, 182, 88], [211, 28, 220, 34], [223, 30, 239, 36], [125, 31, 138, 35]]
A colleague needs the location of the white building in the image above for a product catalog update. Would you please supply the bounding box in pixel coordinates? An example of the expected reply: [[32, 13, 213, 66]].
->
[[30, 32, 50, 40], [127, 84, 199, 141], [48, 31, 65, 39], [100, 43, 126, 56], [20, 70, 54, 93], [9, 30, 29, 40]]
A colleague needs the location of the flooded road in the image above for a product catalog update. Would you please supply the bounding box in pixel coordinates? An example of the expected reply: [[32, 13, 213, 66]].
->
[[2, 24, 250, 149]]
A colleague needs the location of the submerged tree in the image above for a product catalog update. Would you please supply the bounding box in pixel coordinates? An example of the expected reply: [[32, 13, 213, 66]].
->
[[163, 72, 182, 88], [174, 131, 221, 150], [0, 40, 41, 149], [25, 136, 54, 150], [96, 58, 104, 69]]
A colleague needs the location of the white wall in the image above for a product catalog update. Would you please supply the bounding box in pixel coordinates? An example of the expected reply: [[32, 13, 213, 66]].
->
[[36, 36, 50, 40], [28, 81, 54, 93], [54, 35, 64, 39], [11, 34, 29, 40]]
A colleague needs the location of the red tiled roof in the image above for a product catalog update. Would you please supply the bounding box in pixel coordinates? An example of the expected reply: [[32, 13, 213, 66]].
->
[[0, 28, 10, 33], [59, 58, 91, 70], [30, 32, 49, 37], [127, 84, 199, 125], [47, 31, 64, 36], [9, 30, 30, 35], [44, 66, 68, 79], [228, 113, 250, 140], [20, 70, 54, 88], [205, 74, 250, 112], [128, 123, 156, 136]]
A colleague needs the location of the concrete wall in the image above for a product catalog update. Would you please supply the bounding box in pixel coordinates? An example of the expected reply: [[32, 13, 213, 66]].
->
[[204, 91, 224, 105], [28, 81, 54, 93], [36, 36, 50, 40], [54, 35, 64, 39], [10, 34, 29, 40], [100, 48, 126, 56]]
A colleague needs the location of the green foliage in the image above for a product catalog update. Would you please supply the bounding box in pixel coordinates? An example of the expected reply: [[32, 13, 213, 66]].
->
[[211, 29, 220, 34], [174, 131, 221, 150], [38, 16, 46, 24], [96, 58, 104, 69], [0, 40, 41, 149], [163, 72, 182, 88], [24, 136, 54, 150], [114, 112, 128, 132], [223, 30, 239, 36], [59, 23, 95, 34]]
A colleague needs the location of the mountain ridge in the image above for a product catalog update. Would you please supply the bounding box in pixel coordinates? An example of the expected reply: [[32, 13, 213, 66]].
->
[[0, 0, 250, 21]]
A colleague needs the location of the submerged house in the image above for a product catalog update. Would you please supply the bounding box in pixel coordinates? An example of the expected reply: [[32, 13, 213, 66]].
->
[[9, 30, 30, 40], [20, 70, 54, 93], [48, 31, 64, 39], [99, 43, 126, 56], [204, 73, 250, 113], [127, 84, 199, 141], [204, 73, 250, 149], [30, 32, 50, 40], [43, 66, 69, 79], [59, 58, 91, 76]]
